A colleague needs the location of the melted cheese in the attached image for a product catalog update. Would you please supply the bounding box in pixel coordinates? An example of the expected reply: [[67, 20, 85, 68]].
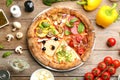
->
[[44, 40, 60, 56]]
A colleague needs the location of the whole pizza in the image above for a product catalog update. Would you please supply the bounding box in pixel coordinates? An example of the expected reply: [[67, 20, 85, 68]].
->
[[27, 7, 95, 70]]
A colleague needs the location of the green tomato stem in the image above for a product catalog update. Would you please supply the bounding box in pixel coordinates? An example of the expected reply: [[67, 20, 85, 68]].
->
[[77, 1, 87, 5]]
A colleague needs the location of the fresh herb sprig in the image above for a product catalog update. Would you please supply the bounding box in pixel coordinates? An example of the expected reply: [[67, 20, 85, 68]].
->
[[6, 0, 13, 7], [42, 0, 77, 6]]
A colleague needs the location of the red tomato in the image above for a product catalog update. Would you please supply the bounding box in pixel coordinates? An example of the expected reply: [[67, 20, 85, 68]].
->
[[104, 56, 113, 65], [92, 68, 101, 77], [107, 38, 116, 47], [77, 47, 84, 55], [94, 77, 103, 80], [112, 60, 120, 68], [98, 62, 107, 71], [84, 72, 94, 80], [69, 40, 74, 47], [76, 35, 82, 43], [101, 72, 110, 80], [107, 67, 116, 75]]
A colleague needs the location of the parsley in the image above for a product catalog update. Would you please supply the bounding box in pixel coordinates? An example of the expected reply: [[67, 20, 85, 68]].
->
[[6, 0, 13, 7]]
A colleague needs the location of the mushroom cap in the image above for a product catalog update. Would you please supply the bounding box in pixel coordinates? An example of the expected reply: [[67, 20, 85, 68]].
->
[[16, 32, 23, 39], [7, 34, 14, 38], [15, 46, 23, 51], [13, 22, 22, 29]]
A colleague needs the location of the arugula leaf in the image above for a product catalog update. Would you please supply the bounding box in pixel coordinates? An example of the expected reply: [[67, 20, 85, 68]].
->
[[0, 44, 4, 49], [73, 78, 78, 80], [6, 0, 13, 7], [65, 30, 71, 35], [70, 18, 78, 24], [78, 23, 85, 33], [2, 52, 12, 58], [66, 22, 73, 28]]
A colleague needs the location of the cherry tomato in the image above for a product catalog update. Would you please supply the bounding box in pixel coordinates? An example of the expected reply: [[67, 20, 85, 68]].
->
[[98, 62, 107, 71], [69, 40, 74, 47], [77, 47, 84, 55], [107, 67, 116, 75], [94, 77, 103, 80], [104, 56, 113, 65], [101, 72, 110, 80], [112, 60, 120, 68], [84, 72, 94, 80], [92, 68, 101, 77], [107, 38, 116, 47], [76, 35, 82, 43]]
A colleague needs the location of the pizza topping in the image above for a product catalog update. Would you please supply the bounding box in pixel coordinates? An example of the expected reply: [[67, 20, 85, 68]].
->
[[78, 23, 85, 33], [56, 40, 80, 63], [65, 30, 71, 36], [44, 40, 60, 56], [51, 45, 55, 50], [41, 22, 50, 28], [54, 37, 58, 41], [70, 18, 78, 24], [42, 47, 46, 51], [41, 40, 46, 44]]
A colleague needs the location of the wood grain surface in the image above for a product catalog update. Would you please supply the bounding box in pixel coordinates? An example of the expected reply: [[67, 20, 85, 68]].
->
[[0, 0, 120, 80]]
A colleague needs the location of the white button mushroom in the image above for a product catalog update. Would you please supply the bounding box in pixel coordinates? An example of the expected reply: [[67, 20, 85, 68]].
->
[[16, 32, 23, 39], [15, 46, 23, 54], [6, 34, 14, 42], [12, 22, 22, 32]]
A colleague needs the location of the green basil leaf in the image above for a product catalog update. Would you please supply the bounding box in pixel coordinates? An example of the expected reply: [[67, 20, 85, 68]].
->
[[78, 23, 85, 33], [0, 44, 4, 49], [65, 30, 71, 35], [66, 22, 73, 28], [41, 22, 50, 28], [6, 0, 13, 7], [70, 18, 78, 24], [73, 78, 78, 80], [2, 52, 12, 58]]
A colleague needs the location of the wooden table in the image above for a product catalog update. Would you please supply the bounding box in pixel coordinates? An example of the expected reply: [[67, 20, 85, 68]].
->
[[0, 0, 120, 80]]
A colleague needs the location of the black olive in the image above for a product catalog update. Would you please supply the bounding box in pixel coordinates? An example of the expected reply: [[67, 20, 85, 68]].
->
[[42, 47, 46, 51], [24, 0, 34, 12], [51, 45, 55, 50], [42, 40, 46, 44], [54, 37, 58, 41]]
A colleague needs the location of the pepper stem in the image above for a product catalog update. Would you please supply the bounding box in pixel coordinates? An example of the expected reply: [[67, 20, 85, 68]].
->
[[77, 1, 87, 5], [110, 3, 117, 11]]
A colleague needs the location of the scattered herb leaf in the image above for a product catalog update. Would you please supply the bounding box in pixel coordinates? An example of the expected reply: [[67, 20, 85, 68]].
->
[[78, 23, 85, 33], [65, 30, 71, 35], [6, 0, 13, 7], [73, 78, 78, 80], [0, 44, 4, 49], [66, 22, 73, 28], [41, 22, 50, 28], [2, 52, 12, 58], [42, 0, 77, 6], [70, 18, 78, 24]]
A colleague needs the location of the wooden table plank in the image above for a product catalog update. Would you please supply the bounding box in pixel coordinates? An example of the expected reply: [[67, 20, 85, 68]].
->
[[0, 0, 120, 80], [10, 76, 118, 80], [0, 50, 119, 76]]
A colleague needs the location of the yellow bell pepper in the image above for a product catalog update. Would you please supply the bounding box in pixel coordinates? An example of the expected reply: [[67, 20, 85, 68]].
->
[[96, 3, 118, 28], [77, 0, 102, 11]]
